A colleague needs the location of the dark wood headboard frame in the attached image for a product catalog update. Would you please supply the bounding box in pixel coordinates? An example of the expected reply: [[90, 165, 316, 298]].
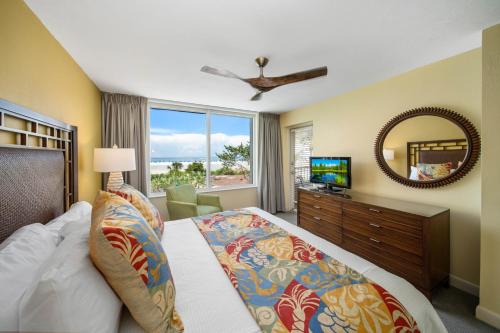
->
[[0, 99, 78, 241], [406, 138, 468, 177]]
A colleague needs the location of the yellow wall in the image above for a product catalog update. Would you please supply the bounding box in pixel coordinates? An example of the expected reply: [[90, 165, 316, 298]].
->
[[150, 187, 258, 221], [0, 0, 101, 202], [281, 49, 481, 287], [384, 116, 466, 176], [477, 24, 500, 329]]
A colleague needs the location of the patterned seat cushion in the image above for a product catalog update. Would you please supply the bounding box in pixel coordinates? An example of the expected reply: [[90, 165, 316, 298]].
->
[[197, 205, 221, 216], [89, 191, 183, 333], [109, 184, 164, 239]]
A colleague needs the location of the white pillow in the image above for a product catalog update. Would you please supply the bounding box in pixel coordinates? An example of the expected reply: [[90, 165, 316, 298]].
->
[[0, 224, 58, 331], [45, 201, 92, 242], [58, 209, 92, 239], [409, 166, 419, 180], [19, 220, 123, 333], [0, 201, 92, 251]]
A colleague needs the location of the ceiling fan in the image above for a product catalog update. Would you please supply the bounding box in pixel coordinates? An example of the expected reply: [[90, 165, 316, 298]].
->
[[201, 57, 328, 101]]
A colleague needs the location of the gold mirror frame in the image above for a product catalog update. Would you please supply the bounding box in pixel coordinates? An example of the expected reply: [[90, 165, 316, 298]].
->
[[374, 107, 480, 188]]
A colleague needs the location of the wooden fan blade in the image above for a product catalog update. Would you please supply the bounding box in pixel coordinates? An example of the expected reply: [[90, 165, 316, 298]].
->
[[250, 91, 263, 101], [270, 66, 328, 87], [200, 66, 243, 80]]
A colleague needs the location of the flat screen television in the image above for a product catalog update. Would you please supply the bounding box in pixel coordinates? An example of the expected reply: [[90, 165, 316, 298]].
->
[[310, 157, 351, 189]]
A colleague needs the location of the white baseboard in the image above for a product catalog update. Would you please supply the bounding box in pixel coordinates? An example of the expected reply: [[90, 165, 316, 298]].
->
[[449, 274, 479, 296], [476, 305, 500, 329]]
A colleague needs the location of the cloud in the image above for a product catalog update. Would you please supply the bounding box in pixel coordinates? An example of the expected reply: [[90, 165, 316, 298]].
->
[[150, 128, 179, 135], [150, 132, 250, 158], [211, 133, 250, 154]]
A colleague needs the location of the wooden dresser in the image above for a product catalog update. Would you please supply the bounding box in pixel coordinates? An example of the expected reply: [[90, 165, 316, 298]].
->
[[297, 188, 450, 299]]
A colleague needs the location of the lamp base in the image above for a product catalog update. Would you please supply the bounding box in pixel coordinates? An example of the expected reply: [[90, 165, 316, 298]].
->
[[107, 171, 124, 191]]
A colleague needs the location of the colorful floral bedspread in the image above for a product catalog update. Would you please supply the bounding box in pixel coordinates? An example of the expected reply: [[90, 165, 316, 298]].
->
[[192, 210, 420, 333]]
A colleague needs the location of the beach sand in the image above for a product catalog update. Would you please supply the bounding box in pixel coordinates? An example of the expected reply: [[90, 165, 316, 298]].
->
[[150, 161, 251, 187], [150, 161, 248, 175]]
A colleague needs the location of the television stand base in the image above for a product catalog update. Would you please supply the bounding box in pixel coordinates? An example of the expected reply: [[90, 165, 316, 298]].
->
[[312, 186, 352, 199]]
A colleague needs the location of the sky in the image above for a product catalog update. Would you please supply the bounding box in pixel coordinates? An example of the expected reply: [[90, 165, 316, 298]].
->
[[150, 108, 251, 158], [311, 158, 344, 167]]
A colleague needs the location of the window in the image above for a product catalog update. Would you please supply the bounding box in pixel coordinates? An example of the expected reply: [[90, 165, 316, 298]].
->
[[290, 125, 313, 209], [148, 106, 255, 194], [210, 114, 253, 189]]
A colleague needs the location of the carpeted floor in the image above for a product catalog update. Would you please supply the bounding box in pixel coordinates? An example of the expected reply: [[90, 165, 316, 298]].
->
[[433, 287, 499, 332], [275, 212, 499, 333]]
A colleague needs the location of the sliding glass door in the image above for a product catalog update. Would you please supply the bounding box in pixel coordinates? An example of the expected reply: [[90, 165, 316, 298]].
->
[[289, 124, 313, 210]]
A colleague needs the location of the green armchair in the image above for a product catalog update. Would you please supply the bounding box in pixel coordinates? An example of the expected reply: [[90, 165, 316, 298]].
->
[[166, 184, 223, 220]]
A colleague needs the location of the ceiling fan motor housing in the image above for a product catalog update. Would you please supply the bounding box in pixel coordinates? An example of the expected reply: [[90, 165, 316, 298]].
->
[[255, 56, 269, 68]]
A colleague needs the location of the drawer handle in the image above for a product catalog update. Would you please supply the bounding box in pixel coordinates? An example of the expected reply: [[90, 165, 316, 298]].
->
[[369, 208, 381, 213], [369, 223, 381, 228], [313, 216, 321, 221], [313, 195, 321, 198], [369, 237, 381, 243], [313, 205, 321, 209]]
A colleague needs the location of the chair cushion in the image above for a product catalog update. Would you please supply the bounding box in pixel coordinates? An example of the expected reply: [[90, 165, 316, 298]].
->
[[197, 205, 222, 216], [89, 191, 183, 333], [109, 184, 164, 238], [166, 184, 197, 204]]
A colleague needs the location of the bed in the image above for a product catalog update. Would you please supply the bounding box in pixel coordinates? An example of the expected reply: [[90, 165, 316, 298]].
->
[[0, 99, 447, 333], [407, 138, 467, 179], [119, 207, 447, 333]]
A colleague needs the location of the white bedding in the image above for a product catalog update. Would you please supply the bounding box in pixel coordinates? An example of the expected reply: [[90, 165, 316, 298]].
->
[[120, 207, 447, 333]]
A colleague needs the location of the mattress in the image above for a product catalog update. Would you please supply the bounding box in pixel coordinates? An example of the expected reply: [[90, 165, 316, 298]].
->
[[120, 207, 447, 333]]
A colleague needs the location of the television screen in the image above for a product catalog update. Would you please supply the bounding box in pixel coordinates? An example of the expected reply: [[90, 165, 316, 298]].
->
[[310, 157, 351, 188]]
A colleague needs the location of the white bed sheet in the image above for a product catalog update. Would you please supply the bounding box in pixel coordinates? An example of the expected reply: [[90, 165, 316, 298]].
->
[[120, 207, 447, 333]]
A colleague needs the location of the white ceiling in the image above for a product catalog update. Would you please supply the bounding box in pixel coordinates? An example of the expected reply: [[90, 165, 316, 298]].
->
[[26, 0, 500, 112]]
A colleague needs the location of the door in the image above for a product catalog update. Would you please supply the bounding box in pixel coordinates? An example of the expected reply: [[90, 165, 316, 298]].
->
[[289, 125, 313, 210]]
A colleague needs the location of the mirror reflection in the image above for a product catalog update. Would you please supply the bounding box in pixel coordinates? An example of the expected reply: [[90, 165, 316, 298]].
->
[[383, 115, 468, 181]]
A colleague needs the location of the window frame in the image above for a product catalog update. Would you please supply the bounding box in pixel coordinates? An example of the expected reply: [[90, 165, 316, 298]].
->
[[146, 100, 258, 197]]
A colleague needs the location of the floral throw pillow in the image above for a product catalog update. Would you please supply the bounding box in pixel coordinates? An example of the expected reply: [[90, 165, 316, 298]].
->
[[109, 184, 164, 239], [89, 191, 183, 333], [417, 162, 452, 180]]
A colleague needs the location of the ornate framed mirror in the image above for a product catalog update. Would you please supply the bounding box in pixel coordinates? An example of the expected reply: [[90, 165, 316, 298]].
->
[[375, 107, 480, 188]]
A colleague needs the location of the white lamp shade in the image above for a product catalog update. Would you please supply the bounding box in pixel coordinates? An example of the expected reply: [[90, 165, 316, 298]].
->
[[383, 149, 395, 161], [94, 147, 136, 172]]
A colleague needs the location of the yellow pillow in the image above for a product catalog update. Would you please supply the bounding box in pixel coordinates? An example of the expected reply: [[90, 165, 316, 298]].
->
[[109, 184, 164, 239], [89, 191, 183, 333]]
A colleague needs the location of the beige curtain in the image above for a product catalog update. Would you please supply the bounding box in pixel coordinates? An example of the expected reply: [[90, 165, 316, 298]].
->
[[258, 113, 285, 213], [101, 93, 147, 193]]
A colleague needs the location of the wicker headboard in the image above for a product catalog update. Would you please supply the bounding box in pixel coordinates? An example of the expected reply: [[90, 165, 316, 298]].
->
[[407, 138, 468, 177], [0, 99, 78, 242]]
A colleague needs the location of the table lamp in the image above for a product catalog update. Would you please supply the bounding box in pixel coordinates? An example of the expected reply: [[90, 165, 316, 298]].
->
[[94, 145, 136, 191], [383, 149, 395, 161]]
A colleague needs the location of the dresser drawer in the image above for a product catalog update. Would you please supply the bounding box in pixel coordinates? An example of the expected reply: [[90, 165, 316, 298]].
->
[[299, 203, 342, 227], [343, 212, 423, 257], [343, 202, 423, 238], [343, 233, 424, 288], [343, 226, 423, 265], [299, 191, 342, 210], [299, 213, 342, 245]]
